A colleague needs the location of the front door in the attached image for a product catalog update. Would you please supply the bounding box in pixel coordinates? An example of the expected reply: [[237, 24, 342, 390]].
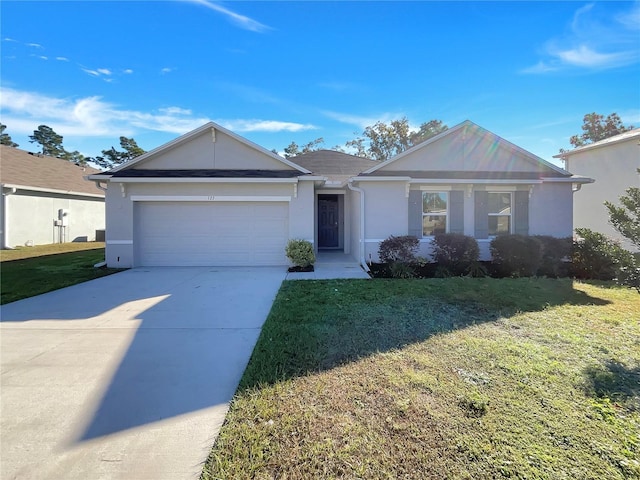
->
[[318, 195, 339, 248]]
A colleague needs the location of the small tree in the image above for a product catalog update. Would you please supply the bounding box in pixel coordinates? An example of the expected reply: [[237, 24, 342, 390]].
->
[[92, 136, 146, 169], [0, 124, 18, 147], [605, 179, 640, 250], [561, 112, 634, 152], [29, 125, 65, 157]]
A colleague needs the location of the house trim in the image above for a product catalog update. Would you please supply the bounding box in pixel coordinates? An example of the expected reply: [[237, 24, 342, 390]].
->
[[130, 195, 292, 202], [1, 183, 105, 199]]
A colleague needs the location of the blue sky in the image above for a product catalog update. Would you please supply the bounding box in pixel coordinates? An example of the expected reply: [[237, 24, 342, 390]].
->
[[1, 1, 639, 167]]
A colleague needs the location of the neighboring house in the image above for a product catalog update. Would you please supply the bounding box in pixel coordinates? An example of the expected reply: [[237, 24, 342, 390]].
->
[[0, 146, 105, 248], [88, 120, 592, 268], [554, 128, 640, 251]]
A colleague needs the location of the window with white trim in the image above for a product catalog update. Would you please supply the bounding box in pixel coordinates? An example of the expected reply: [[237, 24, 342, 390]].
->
[[422, 192, 448, 236], [488, 192, 511, 236]]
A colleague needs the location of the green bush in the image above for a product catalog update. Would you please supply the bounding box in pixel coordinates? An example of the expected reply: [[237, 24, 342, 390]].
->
[[534, 236, 572, 278], [285, 239, 315, 267], [490, 234, 543, 277], [430, 233, 479, 276], [378, 235, 419, 263], [572, 228, 635, 281]]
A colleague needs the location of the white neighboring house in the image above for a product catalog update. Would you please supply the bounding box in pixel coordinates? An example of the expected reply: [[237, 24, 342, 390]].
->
[[555, 128, 640, 251], [0, 145, 106, 248]]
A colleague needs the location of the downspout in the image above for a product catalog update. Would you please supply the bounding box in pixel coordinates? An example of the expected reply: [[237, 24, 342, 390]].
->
[[92, 180, 108, 192], [347, 180, 370, 272], [2, 185, 17, 249]]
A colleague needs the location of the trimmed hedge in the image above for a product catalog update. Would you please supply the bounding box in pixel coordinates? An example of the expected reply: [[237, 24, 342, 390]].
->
[[285, 239, 315, 267], [430, 233, 480, 276], [490, 235, 543, 277]]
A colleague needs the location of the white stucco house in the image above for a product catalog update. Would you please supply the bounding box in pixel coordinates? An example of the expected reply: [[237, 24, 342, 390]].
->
[[1, 145, 105, 248], [555, 128, 640, 251], [88, 120, 593, 269]]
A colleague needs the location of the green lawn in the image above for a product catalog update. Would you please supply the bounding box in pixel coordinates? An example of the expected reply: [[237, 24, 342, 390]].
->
[[203, 278, 640, 480], [1, 243, 123, 304]]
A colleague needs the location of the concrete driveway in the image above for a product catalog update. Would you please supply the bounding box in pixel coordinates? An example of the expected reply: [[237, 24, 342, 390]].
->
[[0, 267, 286, 480]]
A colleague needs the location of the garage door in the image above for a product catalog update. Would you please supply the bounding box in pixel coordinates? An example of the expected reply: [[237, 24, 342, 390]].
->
[[135, 202, 289, 266]]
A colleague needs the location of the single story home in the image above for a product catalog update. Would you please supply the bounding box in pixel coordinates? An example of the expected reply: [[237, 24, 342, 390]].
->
[[1, 145, 105, 248], [88, 120, 593, 269], [555, 128, 640, 251]]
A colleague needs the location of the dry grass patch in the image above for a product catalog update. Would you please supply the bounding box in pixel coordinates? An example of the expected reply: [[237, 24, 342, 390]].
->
[[203, 279, 640, 480]]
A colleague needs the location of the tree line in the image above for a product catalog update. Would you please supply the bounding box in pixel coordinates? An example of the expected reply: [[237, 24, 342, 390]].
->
[[0, 123, 145, 169], [0, 112, 633, 170]]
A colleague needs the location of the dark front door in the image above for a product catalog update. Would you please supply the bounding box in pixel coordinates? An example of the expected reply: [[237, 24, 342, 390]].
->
[[318, 195, 339, 248]]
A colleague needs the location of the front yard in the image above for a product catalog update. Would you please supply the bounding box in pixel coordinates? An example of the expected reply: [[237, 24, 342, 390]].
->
[[204, 278, 639, 479], [1, 243, 123, 304]]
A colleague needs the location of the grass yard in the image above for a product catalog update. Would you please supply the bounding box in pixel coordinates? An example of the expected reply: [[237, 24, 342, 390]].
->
[[203, 278, 640, 480], [1, 243, 123, 304]]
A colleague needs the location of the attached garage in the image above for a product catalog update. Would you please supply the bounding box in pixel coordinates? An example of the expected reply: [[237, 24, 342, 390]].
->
[[135, 201, 289, 266]]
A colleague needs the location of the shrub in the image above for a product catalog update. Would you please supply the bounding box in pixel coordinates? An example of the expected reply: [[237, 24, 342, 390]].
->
[[285, 239, 315, 267], [378, 235, 419, 263], [490, 234, 543, 277], [572, 228, 635, 280], [534, 236, 572, 278], [430, 233, 479, 276]]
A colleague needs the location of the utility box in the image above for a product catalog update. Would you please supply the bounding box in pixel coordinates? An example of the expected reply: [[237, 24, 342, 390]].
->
[[58, 209, 69, 227]]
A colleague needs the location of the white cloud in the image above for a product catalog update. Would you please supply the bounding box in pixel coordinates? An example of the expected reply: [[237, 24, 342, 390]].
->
[[0, 87, 210, 137], [322, 110, 405, 130], [97, 68, 112, 75], [56, 56, 69, 62], [522, 2, 640, 74], [217, 119, 317, 133], [0, 87, 315, 143], [186, 0, 272, 33], [4, 37, 18, 42], [552, 45, 636, 68], [26, 42, 42, 48], [82, 68, 100, 77], [123, 68, 133, 74], [160, 67, 173, 74]]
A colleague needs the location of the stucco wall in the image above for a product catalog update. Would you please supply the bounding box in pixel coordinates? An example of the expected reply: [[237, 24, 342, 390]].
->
[[529, 183, 573, 237], [134, 129, 294, 171], [3, 191, 104, 247], [377, 126, 546, 173], [565, 139, 640, 250], [360, 181, 408, 262]]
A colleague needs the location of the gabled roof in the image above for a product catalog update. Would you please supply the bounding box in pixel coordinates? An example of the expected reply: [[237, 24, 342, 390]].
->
[[363, 120, 571, 177], [289, 150, 378, 183], [553, 128, 640, 158], [0, 145, 104, 197], [109, 121, 311, 174]]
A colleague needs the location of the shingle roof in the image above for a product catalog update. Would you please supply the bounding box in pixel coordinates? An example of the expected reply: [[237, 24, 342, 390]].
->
[[0, 145, 105, 196], [289, 150, 379, 183]]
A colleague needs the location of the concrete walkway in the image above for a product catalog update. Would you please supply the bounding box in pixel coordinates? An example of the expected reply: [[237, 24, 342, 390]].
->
[[285, 252, 371, 280], [0, 267, 286, 480]]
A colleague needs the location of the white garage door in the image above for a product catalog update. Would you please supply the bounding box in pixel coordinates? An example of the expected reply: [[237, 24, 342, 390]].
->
[[135, 202, 289, 266]]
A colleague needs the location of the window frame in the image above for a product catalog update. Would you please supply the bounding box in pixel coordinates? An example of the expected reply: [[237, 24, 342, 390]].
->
[[421, 190, 449, 238], [487, 191, 512, 237]]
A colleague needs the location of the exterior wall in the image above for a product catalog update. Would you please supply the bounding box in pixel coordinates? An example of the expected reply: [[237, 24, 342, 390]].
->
[[359, 181, 408, 262], [565, 139, 640, 250], [377, 126, 545, 174], [4, 191, 104, 247], [134, 129, 295, 171], [104, 181, 313, 267], [359, 181, 575, 262], [529, 183, 573, 237]]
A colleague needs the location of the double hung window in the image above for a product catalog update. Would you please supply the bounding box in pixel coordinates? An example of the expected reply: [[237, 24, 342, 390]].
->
[[422, 192, 448, 236], [488, 192, 511, 236]]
